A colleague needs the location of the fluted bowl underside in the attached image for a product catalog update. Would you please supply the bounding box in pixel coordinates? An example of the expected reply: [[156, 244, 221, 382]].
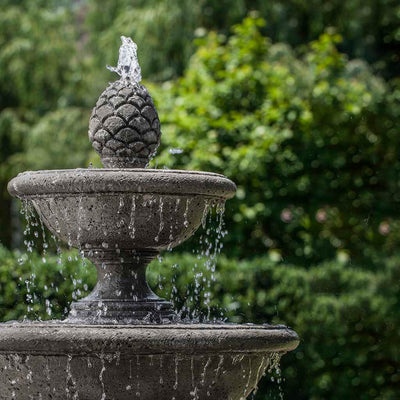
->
[[0, 323, 299, 400], [7, 169, 236, 251]]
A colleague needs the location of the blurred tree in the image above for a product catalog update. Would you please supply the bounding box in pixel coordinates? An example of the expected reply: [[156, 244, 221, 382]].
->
[[151, 16, 400, 265], [0, 2, 84, 112], [86, 0, 400, 80], [7, 107, 92, 173], [0, 1, 91, 247]]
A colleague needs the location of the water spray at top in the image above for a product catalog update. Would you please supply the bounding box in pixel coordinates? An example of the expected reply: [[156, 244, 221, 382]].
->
[[107, 36, 142, 83]]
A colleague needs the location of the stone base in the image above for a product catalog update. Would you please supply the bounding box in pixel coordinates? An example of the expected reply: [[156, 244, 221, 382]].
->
[[64, 249, 178, 324], [0, 322, 299, 400], [67, 299, 177, 324]]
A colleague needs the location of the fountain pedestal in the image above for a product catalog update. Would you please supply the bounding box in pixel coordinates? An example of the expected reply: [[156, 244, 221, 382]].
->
[[68, 249, 176, 324]]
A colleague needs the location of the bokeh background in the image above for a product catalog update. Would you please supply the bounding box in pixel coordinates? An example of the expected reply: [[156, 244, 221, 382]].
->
[[1, 1, 400, 399]]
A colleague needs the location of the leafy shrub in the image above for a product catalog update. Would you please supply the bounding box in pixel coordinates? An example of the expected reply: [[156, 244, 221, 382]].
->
[[0, 2, 93, 247], [150, 253, 400, 399], [151, 16, 400, 265], [0, 245, 95, 321]]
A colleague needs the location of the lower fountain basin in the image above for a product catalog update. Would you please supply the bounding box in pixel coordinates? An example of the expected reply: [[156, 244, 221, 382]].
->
[[0, 323, 298, 400]]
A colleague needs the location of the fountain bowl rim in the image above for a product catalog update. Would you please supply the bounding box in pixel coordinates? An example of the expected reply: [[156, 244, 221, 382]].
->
[[8, 168, 236, 200], [0, 322, 299, 355]]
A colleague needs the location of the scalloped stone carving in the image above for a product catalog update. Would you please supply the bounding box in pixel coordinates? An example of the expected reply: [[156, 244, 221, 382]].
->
[[89, 80, 161, 168]]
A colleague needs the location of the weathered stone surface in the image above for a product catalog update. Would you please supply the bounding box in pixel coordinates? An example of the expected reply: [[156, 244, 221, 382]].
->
[[66, 249, 177, 324], [0, 323, 299, 400], [8, 169, 236, 199], [8, 169, 236, 324], [88, 81, 161, 168], [8, 169, 235, 249]]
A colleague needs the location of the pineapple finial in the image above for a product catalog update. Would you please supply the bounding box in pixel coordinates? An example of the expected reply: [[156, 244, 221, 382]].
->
[[89, 37, 161, 168]]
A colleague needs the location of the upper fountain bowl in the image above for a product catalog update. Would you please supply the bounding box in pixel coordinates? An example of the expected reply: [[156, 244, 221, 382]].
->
[[8, 168, 236, 251]]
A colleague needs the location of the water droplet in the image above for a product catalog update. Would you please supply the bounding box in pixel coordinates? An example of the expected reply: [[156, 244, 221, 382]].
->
[[168, 148, 183, 154]]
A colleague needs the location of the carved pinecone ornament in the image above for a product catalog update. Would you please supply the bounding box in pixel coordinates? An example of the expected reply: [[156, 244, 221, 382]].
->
[[89, 80, 161, 168]]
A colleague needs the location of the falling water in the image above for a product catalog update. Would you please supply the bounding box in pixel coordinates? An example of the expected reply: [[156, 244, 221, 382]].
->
[[154, 197, 164, 243], [135, 355, 141, 397], [20, 201, 39, 318], [65, 355, 78, 399], [200, 356, 212, 386], [1, 33, 297, 400], [98, 353, 107, 400], [268, 353, 284, 400], [10, 186, 284, 400], [181, 198, 227, 322], [128, 195, 136, 239], [250, 355, 268, 397], [159, 355, 164, 385], [190, 357, 199, 399], [17, 198, 92, 321], [0, 347, 284, 399], [168, 148, 183, 155], [173, 355, 179, 391], [18, 192, 230, 325]]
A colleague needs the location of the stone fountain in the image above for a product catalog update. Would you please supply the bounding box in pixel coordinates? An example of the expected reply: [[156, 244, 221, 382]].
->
[[1, 37, 299, 399]]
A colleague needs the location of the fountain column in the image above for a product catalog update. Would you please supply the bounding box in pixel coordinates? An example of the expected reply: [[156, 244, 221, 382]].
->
[[68, 249, 176, 323]]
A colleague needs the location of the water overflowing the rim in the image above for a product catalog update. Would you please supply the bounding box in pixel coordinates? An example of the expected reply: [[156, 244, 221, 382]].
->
[[8, 169, 236, 199]]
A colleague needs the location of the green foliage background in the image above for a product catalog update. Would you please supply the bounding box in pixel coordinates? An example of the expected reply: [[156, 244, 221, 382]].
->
[[0, 1, 399, 399]]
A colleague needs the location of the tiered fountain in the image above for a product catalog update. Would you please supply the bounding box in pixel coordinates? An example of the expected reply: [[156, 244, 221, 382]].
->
[[1, 37, 299, 399]]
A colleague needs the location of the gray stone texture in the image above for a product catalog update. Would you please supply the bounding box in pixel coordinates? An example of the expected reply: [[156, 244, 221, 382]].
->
[[88, 81, 161, 168], [8, 169, 235, 251], [0, 323, 299, 400]]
